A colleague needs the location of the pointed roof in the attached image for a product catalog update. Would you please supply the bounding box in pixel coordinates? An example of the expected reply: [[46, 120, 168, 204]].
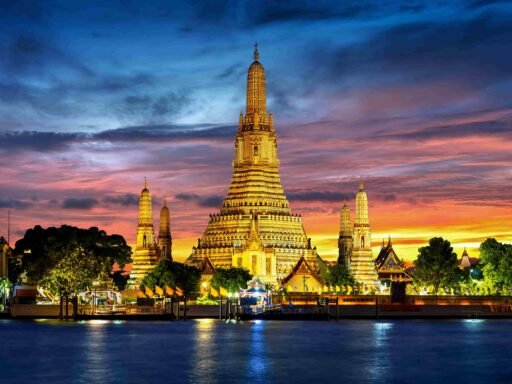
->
[[200, 257, 215, 275], [459, 248, 472, 269], [281, 257, 323, 285], [375, 238, 411, 280]]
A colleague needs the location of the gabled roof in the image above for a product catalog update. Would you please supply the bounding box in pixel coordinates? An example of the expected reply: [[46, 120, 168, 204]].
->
[[200, 257, 215, 275], [375, 240, 412, 281], [281, 257, 323, 285]]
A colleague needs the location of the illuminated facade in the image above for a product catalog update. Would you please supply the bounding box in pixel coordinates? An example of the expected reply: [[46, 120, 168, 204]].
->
[[128, 179, 170, 287], [158, 200, 172, 261], [186, 45, 323, 284], [338, 182, 379, 288]]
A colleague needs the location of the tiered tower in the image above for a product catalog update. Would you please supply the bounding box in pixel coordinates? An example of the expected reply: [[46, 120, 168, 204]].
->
[[185, 45, 322, 283], [338, 203, 352, 266], [158, 200, 172, 261], [350, 181, 378, 287], [128, 179, 159, 287]]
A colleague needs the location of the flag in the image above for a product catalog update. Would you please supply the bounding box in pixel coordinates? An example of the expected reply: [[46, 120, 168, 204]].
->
[[323, 285, 329, 292], [210, 287, 219, 298], [155, 285, 164, 296], [219, 287, 228, 297], [176, 287, 184, 297], [145, 286, 154, 298], [335, 285, 341, 293], [165, 286, 175, 296], [136, 289, 146, 298]]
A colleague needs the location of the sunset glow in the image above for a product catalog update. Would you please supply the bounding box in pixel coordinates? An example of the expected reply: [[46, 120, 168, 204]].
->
[[1, 1, 511, 263]]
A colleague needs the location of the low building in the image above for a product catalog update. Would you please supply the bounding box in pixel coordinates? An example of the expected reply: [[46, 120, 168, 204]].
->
[[281, 257, 324, 293], [375, 238, 412, 302]]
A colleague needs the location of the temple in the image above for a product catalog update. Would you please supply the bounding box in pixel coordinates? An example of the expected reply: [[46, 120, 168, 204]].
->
[[458, 248, 472, 270], [185, 45, 323, 284], [128, 179, 172, 287], [337, 182, 379, 289]]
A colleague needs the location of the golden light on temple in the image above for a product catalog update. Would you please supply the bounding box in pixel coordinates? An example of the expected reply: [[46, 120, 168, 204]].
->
[[185, 45, 322, 284]]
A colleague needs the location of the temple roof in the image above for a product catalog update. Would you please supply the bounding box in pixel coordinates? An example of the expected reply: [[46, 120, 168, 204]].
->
[[375, 239, 412, 281], [200, 257, 215, 275], [281, 256, 323, 285]]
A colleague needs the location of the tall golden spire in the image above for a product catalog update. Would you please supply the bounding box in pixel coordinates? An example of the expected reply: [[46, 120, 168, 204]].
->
[[158, 198, 172, 261], [246, 43, 266, 116]]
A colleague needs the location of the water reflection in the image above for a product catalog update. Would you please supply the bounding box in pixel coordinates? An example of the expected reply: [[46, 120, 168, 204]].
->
[[246, 320, 268, 383], [84, 320, 110, 381], [191, 319, 216, 384], [367, 322, 394, 381]]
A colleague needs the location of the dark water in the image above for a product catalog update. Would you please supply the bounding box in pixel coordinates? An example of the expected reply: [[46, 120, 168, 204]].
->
[[1, 319, 511, 384]]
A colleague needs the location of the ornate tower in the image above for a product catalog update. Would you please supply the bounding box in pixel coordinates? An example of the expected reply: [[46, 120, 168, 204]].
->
[[338, 203, 353, 266], [128, 178, 159, 287], [158, 199, 172, 261], [186, 45, 322, 283], [350, 181, 378, 288]]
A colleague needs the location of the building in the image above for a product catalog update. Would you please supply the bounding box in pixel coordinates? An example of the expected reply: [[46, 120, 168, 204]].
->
[[185, 45, 324, 284], [281, 257, 324, 293], [458, 248, 472, 270], [338, 203, 352, 266], [128, 179, 171, 287], [375, 237, 412, 301], [337, 182, 379, 289], [158, 200, 172, 261]]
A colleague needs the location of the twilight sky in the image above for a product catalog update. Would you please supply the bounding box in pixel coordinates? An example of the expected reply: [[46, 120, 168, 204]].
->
[[1, 0, 512, 263]]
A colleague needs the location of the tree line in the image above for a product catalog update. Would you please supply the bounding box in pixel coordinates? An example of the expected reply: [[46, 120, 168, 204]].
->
[[6, 225, 512, 297]]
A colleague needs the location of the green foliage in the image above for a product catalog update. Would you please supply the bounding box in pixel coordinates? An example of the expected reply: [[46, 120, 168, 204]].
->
[[479, 238, 512, 294], [12, 225, 131, 285], [210, 267, 252, 293], [141, 260, 201, 296], [414, 237, 458, 294], [39, 244, 99, 297], [325, 264, 355, 287], [196, 295, 219, 305]]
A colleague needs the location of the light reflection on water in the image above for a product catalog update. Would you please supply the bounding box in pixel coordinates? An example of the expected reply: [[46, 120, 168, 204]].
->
[[1, 319, 512, 384]]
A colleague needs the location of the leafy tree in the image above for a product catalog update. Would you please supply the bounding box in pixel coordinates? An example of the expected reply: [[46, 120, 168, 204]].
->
[[210, 267, 252, 293], [141, 260, 201, 296], [12, 225, 131, 285], [325, 264, 355, 288], [479, 238, 512, 294], [414, 237, 458, 294], [39, 243, 99, 297]]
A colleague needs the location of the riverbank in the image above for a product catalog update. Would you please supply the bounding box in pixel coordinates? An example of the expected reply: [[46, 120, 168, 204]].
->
[[4, 302, 512, 320]]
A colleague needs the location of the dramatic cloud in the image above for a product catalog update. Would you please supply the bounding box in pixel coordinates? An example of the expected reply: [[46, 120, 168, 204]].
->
[[62, 198, 98, 210], [1, 1, 511, 262], [175, 193, 224, 208]]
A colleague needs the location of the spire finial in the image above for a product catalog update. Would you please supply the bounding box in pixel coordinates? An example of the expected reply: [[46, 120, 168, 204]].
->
[[253, 42, 259, 61], [359, 179, 364, 191], [144, 176, 148, 189], [163, 196, 167, 207], [388, 235, 392, 246]]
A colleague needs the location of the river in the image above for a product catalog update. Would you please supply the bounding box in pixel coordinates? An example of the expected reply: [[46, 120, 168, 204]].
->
[[1, 319, 511, 383]]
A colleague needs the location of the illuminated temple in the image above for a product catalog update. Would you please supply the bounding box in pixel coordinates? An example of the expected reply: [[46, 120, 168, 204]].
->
[[128, 179, 172, 288], [185, 45, 324, 285], [338, 182, 379, 288]]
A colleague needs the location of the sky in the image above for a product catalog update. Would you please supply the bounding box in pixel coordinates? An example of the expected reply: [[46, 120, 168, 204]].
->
[[1, 0, 511, 263]]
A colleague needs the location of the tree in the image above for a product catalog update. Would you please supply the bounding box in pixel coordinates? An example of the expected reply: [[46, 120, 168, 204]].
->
[[141, 260, 201, 297], [479, 238, 512, 294], [210, 267, 253, 293], [12, 225, 131, 285], [414, 237, 458, 295], [325, 264, 355, 288], [39, 243, 99, 298]]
